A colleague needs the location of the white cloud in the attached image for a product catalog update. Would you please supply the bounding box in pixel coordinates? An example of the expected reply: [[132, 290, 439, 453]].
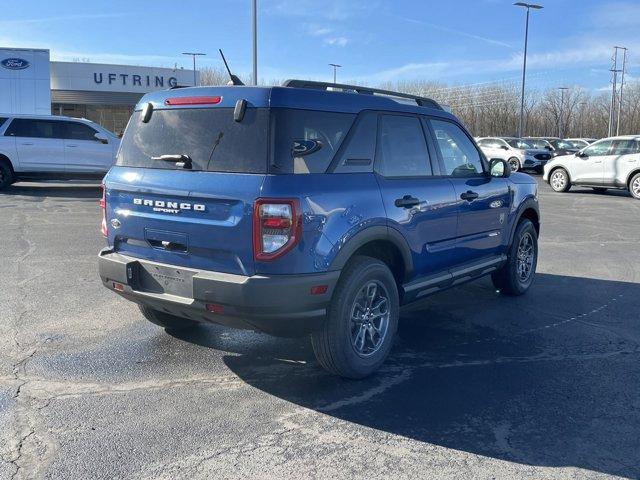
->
[[324, 37, 348, 47]]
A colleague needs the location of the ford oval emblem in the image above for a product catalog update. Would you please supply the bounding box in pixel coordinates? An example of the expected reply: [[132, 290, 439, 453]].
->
[[1, 58, 30, 70]]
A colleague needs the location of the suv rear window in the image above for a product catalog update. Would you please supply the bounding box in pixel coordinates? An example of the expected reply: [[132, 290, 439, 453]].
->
[[272, 109, 354, 174], [0, 118, 7, 128], [117, 108, 269, 173]]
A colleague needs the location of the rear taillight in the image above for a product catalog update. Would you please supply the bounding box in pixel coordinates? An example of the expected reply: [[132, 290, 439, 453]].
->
[[253, 199, 301, 261], [164, 96, 222, 106], [100, 184, 107, 237]]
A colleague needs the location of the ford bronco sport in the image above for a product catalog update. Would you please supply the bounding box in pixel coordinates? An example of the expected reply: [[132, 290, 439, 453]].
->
[[98, 80, 540, 378]]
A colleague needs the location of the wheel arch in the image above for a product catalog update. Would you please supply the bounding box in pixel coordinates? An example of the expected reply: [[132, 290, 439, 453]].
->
[[509, 198, 540, 245], [548, 164, 572, 183], [0, 153, 15, 173], [329, 226, 413, 284], [626, 168, 640, 189]]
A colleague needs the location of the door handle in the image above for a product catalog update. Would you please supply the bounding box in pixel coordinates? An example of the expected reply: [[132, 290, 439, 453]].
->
[[460, 190, 479, 201], [66, 144, 78, 148], [20, 142, 34, 146], [394, 195, 420, 208]]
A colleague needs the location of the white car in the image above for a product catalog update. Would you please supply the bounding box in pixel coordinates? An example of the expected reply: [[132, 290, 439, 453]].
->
[[0, 114, 120, 190], [543, 135, 640, 199], [476, 137, 552, 173]]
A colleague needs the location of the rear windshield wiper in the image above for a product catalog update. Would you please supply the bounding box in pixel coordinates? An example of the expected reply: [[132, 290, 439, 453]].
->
[[151, 154, 193, 169]]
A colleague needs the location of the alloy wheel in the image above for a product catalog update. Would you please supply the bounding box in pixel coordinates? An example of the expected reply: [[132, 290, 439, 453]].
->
[[551, 170, 567, 191], [632, 177, 640, 198], [509, 158, 520, 172], [516, 232, 535, 282], [350, 280, 390, 357]]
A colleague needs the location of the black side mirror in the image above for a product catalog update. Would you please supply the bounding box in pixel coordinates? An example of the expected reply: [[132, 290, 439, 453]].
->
[[576, 151, 588, 158], [545, 145, 553, 151], [489, 158, 511, 178], [500, 145, 509, 150], [94, 133, 108, 144]]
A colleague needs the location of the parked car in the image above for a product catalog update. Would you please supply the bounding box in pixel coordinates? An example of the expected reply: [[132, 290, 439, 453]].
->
[[0, 114, 120, 190], [565, 137, 597, 149], [543, 135, 640, 199], [98, 81, 540, 378], [476, 136, 552, 173], [524, 137, 579, 157]]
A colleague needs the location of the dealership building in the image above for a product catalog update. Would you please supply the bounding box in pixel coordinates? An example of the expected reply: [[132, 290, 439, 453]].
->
[[0, 47, 198, 135]]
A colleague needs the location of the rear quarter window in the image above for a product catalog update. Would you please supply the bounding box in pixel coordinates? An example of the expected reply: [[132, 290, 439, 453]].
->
[[272, 109, 354, 174]]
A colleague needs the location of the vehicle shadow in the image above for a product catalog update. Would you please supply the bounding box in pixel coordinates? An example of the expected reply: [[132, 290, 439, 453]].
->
[[0, 182, 102, 200], [171, 273, 640, 478]]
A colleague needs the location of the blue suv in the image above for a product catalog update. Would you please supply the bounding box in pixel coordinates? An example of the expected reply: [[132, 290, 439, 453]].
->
[[98, 80, 540, 378]]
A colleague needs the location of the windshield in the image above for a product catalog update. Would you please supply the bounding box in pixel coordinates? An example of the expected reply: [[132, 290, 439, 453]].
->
[[506, 139, 534, 149], [569, 139, 588, 148], [117, 108, 269, 173], [551, 139, 576, 150]]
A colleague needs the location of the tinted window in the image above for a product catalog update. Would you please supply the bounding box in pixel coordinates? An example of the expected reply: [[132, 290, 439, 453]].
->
[[0, 117, 7, 128], [64, 122, 98, 141], [376, 115, 431, 177], [583, 140, 613, 157], [430, 119, 484, 177], [5, 119, 64, 139], [334, 112, 377, 173], [117, 108, 268, 173], [610, 139, 640, 156], [272, 109, 353, 174]]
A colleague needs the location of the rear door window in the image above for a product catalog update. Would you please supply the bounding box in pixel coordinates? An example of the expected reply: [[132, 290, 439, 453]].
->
[[376, 114, 432, 177], [5, 119, 64, 139], [117, 107, 269, 173], [272, 109, 354, 174], [0, 117, 7, 128], [63, 122, 98, 141], [610, 139, 640, 155]]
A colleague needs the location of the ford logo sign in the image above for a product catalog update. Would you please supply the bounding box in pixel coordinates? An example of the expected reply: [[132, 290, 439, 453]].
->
[[1, 58, 30, 70]]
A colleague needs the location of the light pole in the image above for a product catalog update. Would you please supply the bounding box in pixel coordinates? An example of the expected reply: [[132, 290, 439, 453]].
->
[[579, 101, 587, 138], [182, 52, 206, 86], [558, 87, 568, 137], [616, 46, 627, 136], [329, 63, 342, 84], [251, 0, 258, 85], [514, 2, 543, 138]]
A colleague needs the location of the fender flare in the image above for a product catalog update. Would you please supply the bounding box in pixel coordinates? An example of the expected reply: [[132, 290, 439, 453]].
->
[[329, 225, 414, 278], [508, 197, 540, 245]]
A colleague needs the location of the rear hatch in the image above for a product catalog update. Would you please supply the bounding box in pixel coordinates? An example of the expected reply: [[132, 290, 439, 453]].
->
[[103, 89, 270, 276]]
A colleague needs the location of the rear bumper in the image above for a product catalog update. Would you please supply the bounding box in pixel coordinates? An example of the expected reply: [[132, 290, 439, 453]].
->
[[98, 249, 340, 336]]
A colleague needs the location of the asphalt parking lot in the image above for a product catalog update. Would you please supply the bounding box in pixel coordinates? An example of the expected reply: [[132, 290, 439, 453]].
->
[[1, 177, 639, 480]]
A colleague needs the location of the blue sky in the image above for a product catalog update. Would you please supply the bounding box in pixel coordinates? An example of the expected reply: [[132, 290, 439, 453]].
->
[[1, 0, 638, 92]]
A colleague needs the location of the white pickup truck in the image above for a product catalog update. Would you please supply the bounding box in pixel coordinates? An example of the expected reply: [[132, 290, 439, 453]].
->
[[0, 114, 120, 189]]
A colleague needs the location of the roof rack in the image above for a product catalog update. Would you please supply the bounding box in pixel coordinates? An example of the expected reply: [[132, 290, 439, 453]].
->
[[283, 79, 442, 110]]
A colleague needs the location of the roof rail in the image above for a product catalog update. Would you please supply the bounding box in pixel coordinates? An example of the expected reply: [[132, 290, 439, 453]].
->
[[283, 79, 443, 110]]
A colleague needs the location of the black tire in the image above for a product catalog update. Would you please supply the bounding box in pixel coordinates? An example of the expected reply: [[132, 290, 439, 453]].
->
[[0, 161, 14, 190], [492, 219, 538, 296], [508, 157, 521, 172], [549, 167, 571, 192], [592, 187, 608, 194], [138, 304, 199, 331], [629, 172, 640, 200], [311, 256, 399, 379]]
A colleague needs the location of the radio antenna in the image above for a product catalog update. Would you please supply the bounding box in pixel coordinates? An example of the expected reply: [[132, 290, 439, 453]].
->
[[219, 49, 244, 86]]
